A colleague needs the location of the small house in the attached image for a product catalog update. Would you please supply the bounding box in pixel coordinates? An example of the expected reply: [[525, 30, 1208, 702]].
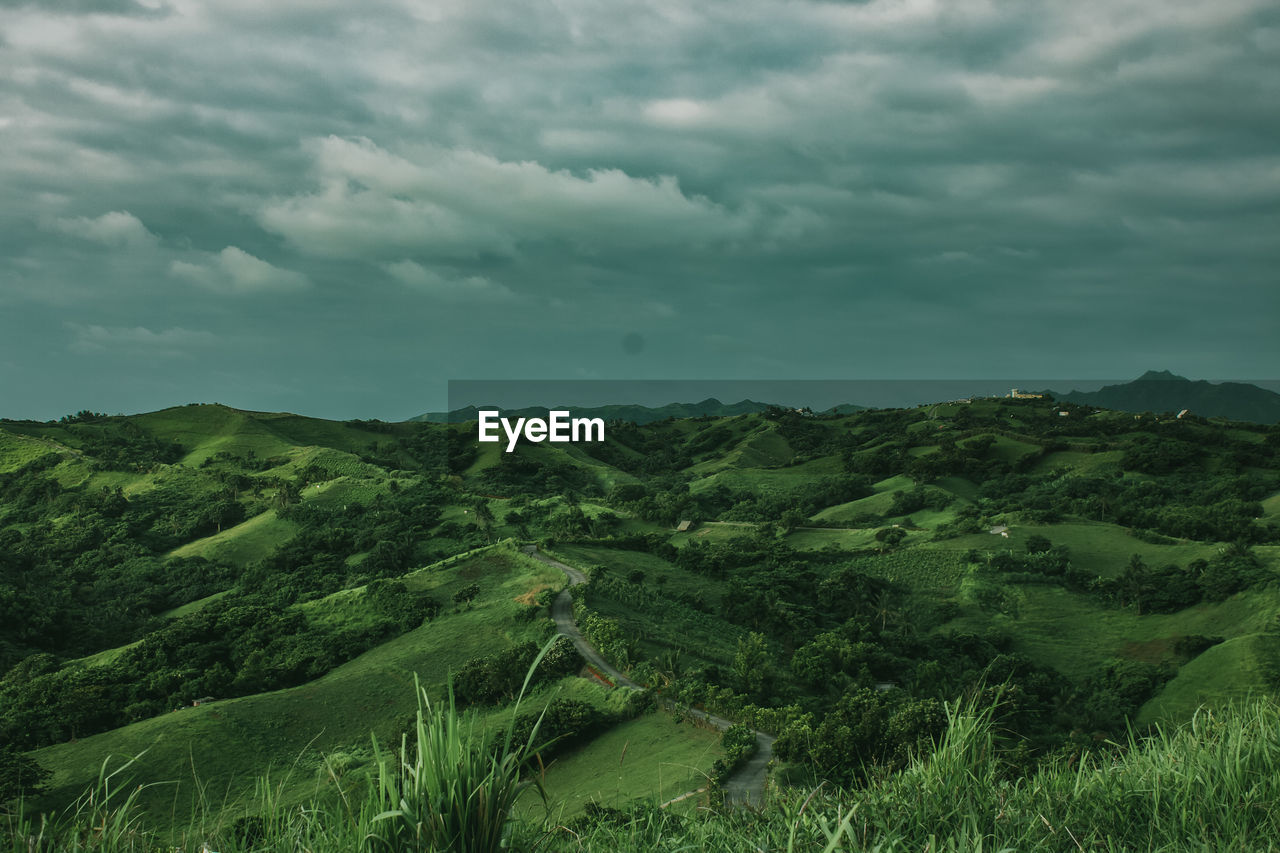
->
[[988, 525, 1009, 536], [676, 520, 694, 532]]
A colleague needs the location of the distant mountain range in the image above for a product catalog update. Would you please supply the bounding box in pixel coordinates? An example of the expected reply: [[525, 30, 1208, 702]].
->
[[1048, 371, 1280, 424], [408, 372, 1280, 426], [409, 397, 788, 425]]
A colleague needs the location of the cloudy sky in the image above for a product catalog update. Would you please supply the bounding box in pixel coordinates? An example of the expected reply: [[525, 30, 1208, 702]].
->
[[2, 0, 1277, 419]]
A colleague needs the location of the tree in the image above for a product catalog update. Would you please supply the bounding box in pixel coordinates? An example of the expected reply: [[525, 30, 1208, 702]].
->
[[872, 588, 900, 632], [472, 499, 494, 540], [453, 583, 480, 610], [874, 526, 906, 551], [1120, 554, 1150, 614], [0, 743, 50, 802], [780, 509, 807, 534], [775, 688, 946, 784], [730, 632, 772, 698], [791, 632, 855, 690], [1026, 534, 1052, 554], [273, 480, 301, 510]]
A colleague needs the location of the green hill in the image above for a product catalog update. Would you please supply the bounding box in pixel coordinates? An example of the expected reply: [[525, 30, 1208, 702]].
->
[[1051, 370, 1280, 424], [3, 395, 1279, 841]]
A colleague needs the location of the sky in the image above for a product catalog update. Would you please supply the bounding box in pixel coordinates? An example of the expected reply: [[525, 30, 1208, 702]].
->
[[2, 0, 1277, 420]]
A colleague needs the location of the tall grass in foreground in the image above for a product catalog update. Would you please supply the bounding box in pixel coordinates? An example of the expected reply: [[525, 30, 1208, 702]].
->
[[542, 698, 1280, 852], [7, 694, 1280, 851], [3, 643, 555, 853], [2, 753, 156, 852], [365, 664, 549, 853]]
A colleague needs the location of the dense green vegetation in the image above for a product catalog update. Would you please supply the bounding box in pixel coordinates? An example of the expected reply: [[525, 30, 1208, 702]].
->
[[2, 396, 1279, 848], [6, 692, 1280, 851]]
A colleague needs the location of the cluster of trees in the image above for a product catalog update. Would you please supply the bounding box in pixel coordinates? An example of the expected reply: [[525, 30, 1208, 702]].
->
[[978, 537, 1075, 583], [46, 416, 185, 470], [773, 688, 946, 784], [452, 636, 581, 706], [575, 611, 637, 672], [243, 481, 452, 602], [1094, 548, 1268, 614], [0, 460, 243, 668], [509, 698, 620, 763], [584, 422, 697, 475], [908, 434, 1030, 482], [0, 742, 49, 803], [367, 579, 441, 629], [0, 584, 439, 750], [973, 535, 1270, 614], [886, 485, 951, 517], [476, 451, 600, 498], [713, 475, 874, 524], [981, 469, 1278, 543], [576, 527, 1187, 785], [500, 498, 621, 542]]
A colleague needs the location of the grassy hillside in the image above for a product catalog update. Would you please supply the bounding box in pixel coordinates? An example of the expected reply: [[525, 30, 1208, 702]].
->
[[30, 543, 747, 834], [30, 551, 551, 818], [521, 712, 724, 819], [168, 509, 299, 566], [3, 396, 1279, 844]]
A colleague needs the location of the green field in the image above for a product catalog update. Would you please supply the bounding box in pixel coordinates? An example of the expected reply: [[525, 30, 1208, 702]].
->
[[0, 427, 61, 472], [809, 474, 916, 522], [929, 521, 1224, 579], [786, 526, 883, 550], [523, 712, 724, 819], [942, 582, 1278, 683], [668, 521, 756, 546], [971, 434, 1042, 464], [687, 424, 794, 476], [158, 591, 229, 620], [1137, 634, 1271, 724], [1028, 449, 1126, 476], [133, 405, 299, 466], [689, 455, 843, 494], [169, 510, 299, 566]]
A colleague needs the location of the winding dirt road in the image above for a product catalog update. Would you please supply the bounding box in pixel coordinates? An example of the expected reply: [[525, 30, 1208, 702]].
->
[[522, 545, 775, 806]]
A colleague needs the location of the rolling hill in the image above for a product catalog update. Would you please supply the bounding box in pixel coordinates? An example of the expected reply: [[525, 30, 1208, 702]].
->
[[2, 394, 1279, 844], [1050, 370, 1280, 424]]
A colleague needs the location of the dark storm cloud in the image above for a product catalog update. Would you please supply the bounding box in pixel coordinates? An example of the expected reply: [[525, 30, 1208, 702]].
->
[[0, 0, 164, 16], [1, 0, 1277, 419]]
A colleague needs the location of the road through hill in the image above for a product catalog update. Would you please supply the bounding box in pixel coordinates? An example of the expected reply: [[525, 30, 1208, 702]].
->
[[521, 545, 775, 806]]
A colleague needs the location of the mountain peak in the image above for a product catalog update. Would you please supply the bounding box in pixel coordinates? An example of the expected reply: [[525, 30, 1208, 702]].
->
[[1136, 370, 1187, 382], [1054, 373, 1280, 423]]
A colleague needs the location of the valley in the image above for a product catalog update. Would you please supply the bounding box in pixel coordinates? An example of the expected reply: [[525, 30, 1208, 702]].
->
[[1, 395, 1278, 848]]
